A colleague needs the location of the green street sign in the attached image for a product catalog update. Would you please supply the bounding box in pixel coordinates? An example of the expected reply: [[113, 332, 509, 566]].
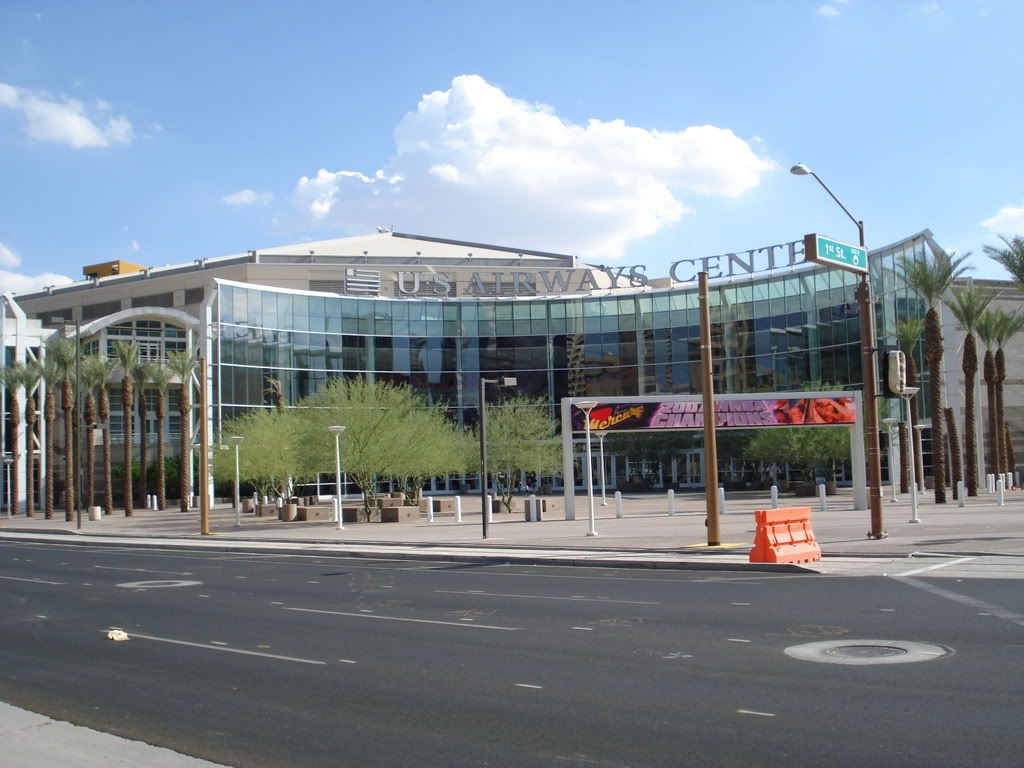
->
[[803, 233, 868, 274]]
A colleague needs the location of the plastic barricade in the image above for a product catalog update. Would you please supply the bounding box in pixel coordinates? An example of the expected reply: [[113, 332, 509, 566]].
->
[[749, 506, 822, 564]]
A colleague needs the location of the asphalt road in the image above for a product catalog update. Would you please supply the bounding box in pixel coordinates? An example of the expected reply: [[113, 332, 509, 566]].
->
[[1, 541, 1022, 768]]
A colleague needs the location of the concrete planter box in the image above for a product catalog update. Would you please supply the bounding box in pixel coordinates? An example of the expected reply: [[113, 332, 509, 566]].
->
[[279, 503, 298, 522], [380, 505, 419, 523], [297, 505, 332, 522], [256, 504, 278, 517]]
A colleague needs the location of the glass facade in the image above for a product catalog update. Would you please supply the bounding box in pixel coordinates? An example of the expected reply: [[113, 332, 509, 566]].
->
[[214, 232, 933, 430]]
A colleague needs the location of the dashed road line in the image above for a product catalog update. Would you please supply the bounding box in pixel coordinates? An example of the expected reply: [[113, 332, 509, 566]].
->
[[283, 606, 521, 631], [0, 575, 65, 585], [102, 630, 326, 665], [434, 589, 659, 605]]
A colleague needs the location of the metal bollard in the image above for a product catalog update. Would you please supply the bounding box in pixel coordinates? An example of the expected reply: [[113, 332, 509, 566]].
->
[[996, 478, 1005, 506], [528, 494, 538, 522], [455, 495, 463, 523], [957, 480, 965, 508], [667, 489, 675, 516], [770, 485, 779, 509], [987, 473, 995, 494], [615, 491, 623, 518], [818, 483, 827, 513], [718, 486, 726, 515], [426, 496, 433, 522], [486, 494, 493, 524]]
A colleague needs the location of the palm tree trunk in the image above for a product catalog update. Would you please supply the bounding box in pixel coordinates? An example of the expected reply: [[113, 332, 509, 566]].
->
[[99, 385, 112, 515], [137, 384, 147, 509], [962, 334, 979, 496], [8, 393, 21, 518], [995, 348, 1006, 476], [122, 376, 134, 517], [944, 407, 961, 500], [179, 383, 191, 513], [925, 308, 946, 503], [62, 378, 74, 522], [898, 422, 910, 495], [45, 390, 55, 519], [156, 393, 166, 510], [984, 350, 999, 475], [85, 392, 96, 508], [25, 394, 35, 516]]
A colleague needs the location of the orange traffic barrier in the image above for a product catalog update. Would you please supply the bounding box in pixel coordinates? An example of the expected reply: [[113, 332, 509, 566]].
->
[[749, 506, 822, 564]]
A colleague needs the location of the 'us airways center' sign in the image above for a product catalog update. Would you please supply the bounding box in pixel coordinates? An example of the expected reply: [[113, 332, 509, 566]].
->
[[343, 236, 811, 298]]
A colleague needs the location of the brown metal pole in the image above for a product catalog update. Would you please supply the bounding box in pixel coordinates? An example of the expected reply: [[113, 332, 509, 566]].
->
[[699, 272, 721, 546], [198, 356, 210, 535], [855, 221, 886, 539]]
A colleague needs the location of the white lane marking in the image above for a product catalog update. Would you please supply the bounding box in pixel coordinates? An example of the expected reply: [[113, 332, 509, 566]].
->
[[211, 641, 228, 646], [35, 615, 47, 619], [895, 557, 976, 578], [572, 627, 594, 631], [283, 606, 521, 631], [880, 608, 896, 612], [198, 595, 210, 598], [895, 576, 1024, 627], [0, 575, 65, 585], [338, 659, 357, 664], [515, 683, 543, 689], [94, 565, 193, 576], [731, 602, 751, 606], [307, 581, 320, 584], [102, 630, 326, 665], [116, 579, 203, 589], [727, 638, 751, 643], [459, 618, 474, 622], [434, 589, 659, 605], [271, 601, 284, 605], [737, 709, 775, 717]]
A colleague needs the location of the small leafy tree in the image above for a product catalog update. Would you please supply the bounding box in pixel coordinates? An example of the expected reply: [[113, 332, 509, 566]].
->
[[213, 409, 303, 500], [482, 396, 562, 512], [745, 427, 851, 484]]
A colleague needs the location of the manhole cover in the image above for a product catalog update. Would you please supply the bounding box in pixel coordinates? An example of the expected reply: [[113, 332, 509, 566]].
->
[[825, 645, 908, 659], [785, 639, 950, 665]]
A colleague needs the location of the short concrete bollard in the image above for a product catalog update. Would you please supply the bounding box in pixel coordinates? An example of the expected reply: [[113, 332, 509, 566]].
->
[[987, 474, 995, 494], [486, 494, 493, 524], [957, 480, 965, 508], [818, 483, 827, 513], [718, 486, 726, 515], [770, 485, 779, 509], [528, 494, 538, 522], [615, 491, 623, 518], [997, 478, 1005, 506], [425, 496, 434, 522], [455, 496, 463, 523], [667, 489, 675, 517], [89, 505, 102, 522]]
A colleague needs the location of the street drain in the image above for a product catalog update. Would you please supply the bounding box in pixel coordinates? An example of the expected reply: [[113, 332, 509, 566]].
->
[[785, 639, 951, 666]]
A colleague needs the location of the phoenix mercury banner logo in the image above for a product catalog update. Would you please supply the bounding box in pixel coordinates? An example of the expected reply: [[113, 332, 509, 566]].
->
[[572, 398, 856, 433]]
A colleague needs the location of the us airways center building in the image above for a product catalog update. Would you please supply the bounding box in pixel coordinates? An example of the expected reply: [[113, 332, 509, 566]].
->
[[3, 228, 970, 502]]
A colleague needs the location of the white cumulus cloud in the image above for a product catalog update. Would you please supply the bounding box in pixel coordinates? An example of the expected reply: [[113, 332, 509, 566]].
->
[[981, 205, 1024, 235], [223, 189, 272, 206], [291, 74, 776, 260], [0, 241, 74, 294], [0, 82, 134, 148], [817, 4, 841, 16]]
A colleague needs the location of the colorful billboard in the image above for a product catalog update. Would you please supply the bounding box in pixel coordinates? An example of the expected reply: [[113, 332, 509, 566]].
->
[[572, 397, 857, 433]]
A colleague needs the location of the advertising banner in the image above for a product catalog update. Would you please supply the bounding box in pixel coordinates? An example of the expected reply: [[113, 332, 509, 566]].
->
[[572, 397, 857, 433]]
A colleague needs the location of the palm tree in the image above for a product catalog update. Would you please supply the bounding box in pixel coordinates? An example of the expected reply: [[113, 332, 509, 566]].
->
[[112, 341, 139, 517], [96, 356, 116, 515], [32, 354, 62, 519], [48, 337, 77, 522], [167, 350, 197, 513], [265, 376, 285, 413], [994, 309, 1024, 475], [946, 286, 994, 496], [22, 363, 40, 516], [899, 248, 972, 503], [983, 235, 1024, 289], [132, 361, 156, 509], [1, 362, 28, 517], [81, 355, 115, 511], [895, 319, 925, 495], [976, 310, 1000, 476], [149, 364, 173, 510]]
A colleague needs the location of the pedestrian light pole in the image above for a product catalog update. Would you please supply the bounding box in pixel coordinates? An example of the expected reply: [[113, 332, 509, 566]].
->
[[3, 455, 12, 519], [230, 435, 244, 527], [478, 376, 517, 540], [328, 425, 346, 530], [595, 431, 608, 506], [576, 401, 599, 536], [791, 163, 885, 539], [882, 417, 899, 502]]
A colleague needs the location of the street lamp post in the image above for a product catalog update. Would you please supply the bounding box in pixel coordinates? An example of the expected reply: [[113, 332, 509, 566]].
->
[[328, 425, 346, 531], [576, 401, 599, 536], [229, 435, 244, 527], [882, 417, 899, 502], [902, 387, 920, 523], [791, 163, 885, 539], [596, 431, 608, 506], [911, 420, 926, 524], [3, 455, 13, 519], [478, 376, 517, 540]]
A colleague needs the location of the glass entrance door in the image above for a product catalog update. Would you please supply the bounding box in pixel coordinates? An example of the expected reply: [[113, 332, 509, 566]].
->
[[679, 450, 704, 487]]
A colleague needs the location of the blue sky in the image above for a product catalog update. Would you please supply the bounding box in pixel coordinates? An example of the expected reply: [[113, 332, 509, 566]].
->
[[1, 0, 1022, 292]]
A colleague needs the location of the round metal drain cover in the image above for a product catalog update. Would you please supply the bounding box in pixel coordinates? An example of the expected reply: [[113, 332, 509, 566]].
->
[[785, 639, 950, 665]]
